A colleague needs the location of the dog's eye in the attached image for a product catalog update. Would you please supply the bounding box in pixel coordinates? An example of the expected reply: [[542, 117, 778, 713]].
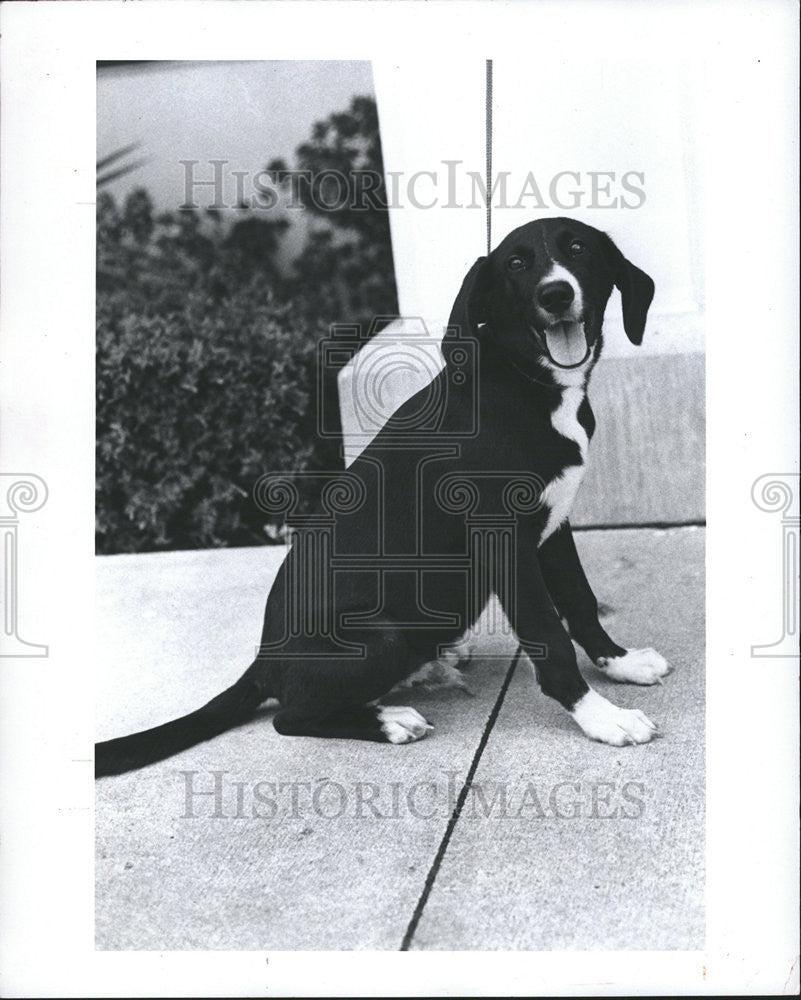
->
[[568, 240, 586, 256], [507, 255, 526, 271]]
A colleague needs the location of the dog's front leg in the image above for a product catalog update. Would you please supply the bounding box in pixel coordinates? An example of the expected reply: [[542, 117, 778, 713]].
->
[[508, 548, 658, 746], [538, 522, 671, 686]]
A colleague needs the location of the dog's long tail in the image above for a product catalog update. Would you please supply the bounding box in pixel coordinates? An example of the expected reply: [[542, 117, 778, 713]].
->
[[95, 669, 269, 778]]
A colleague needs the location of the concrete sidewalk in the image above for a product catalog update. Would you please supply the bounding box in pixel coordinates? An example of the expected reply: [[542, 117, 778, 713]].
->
[[95, 527, 704, 951]]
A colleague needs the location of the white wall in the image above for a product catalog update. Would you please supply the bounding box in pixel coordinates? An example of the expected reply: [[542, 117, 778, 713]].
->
[[342, 56, 706, 501], [373, 56, 705, 359]]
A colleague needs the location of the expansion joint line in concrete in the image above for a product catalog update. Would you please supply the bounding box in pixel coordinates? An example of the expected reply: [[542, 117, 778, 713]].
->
[[399, 644, 524, 951]]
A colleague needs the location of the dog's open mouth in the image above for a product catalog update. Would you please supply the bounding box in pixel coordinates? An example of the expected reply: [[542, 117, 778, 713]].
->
[[530, 320, 591, 369]]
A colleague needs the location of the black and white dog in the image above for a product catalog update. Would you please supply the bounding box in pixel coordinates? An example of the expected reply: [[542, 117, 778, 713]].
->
[[96, 217, 670, 778]]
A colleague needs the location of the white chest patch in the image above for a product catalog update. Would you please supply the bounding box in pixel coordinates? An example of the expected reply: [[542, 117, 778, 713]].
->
[[539, 386, 588, 544]]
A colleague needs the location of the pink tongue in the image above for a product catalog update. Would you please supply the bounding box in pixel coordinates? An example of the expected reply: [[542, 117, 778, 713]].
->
[[544, 322, 588, 367]]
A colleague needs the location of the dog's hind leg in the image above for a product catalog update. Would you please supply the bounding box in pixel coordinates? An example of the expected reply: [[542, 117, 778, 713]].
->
[[274, 703, 432, 744], [271, 624, 433, 744]]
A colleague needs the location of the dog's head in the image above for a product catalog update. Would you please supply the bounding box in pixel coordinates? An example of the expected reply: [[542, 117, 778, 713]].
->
[[446, 217, 654, 378]]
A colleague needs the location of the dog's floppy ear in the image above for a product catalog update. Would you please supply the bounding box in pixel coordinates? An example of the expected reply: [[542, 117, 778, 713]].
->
[[446, 256, 491, 339], [603, 235, 655, 346]]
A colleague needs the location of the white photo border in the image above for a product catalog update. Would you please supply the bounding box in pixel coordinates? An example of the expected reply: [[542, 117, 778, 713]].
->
[[0, 1, 798, 996]]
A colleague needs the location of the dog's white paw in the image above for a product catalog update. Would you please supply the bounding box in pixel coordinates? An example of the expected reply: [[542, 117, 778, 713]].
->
[[596, 647, 671, 685], [571, 688, 659, 746], [378, 706, 433, 744]]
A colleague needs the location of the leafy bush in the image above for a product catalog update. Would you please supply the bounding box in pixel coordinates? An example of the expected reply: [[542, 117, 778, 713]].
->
[[97, 189, 288, 315], [96, 283, 331, 553], [283, 95, 398, 327], [96, 95, 397, 553]]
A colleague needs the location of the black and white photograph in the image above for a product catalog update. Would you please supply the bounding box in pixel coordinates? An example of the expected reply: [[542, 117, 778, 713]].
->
[[0, 1, 798, 996], [92, 54, 708, 952]]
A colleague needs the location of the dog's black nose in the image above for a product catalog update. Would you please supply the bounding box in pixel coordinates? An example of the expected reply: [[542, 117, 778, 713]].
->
[[537, 280, 574, 313]]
